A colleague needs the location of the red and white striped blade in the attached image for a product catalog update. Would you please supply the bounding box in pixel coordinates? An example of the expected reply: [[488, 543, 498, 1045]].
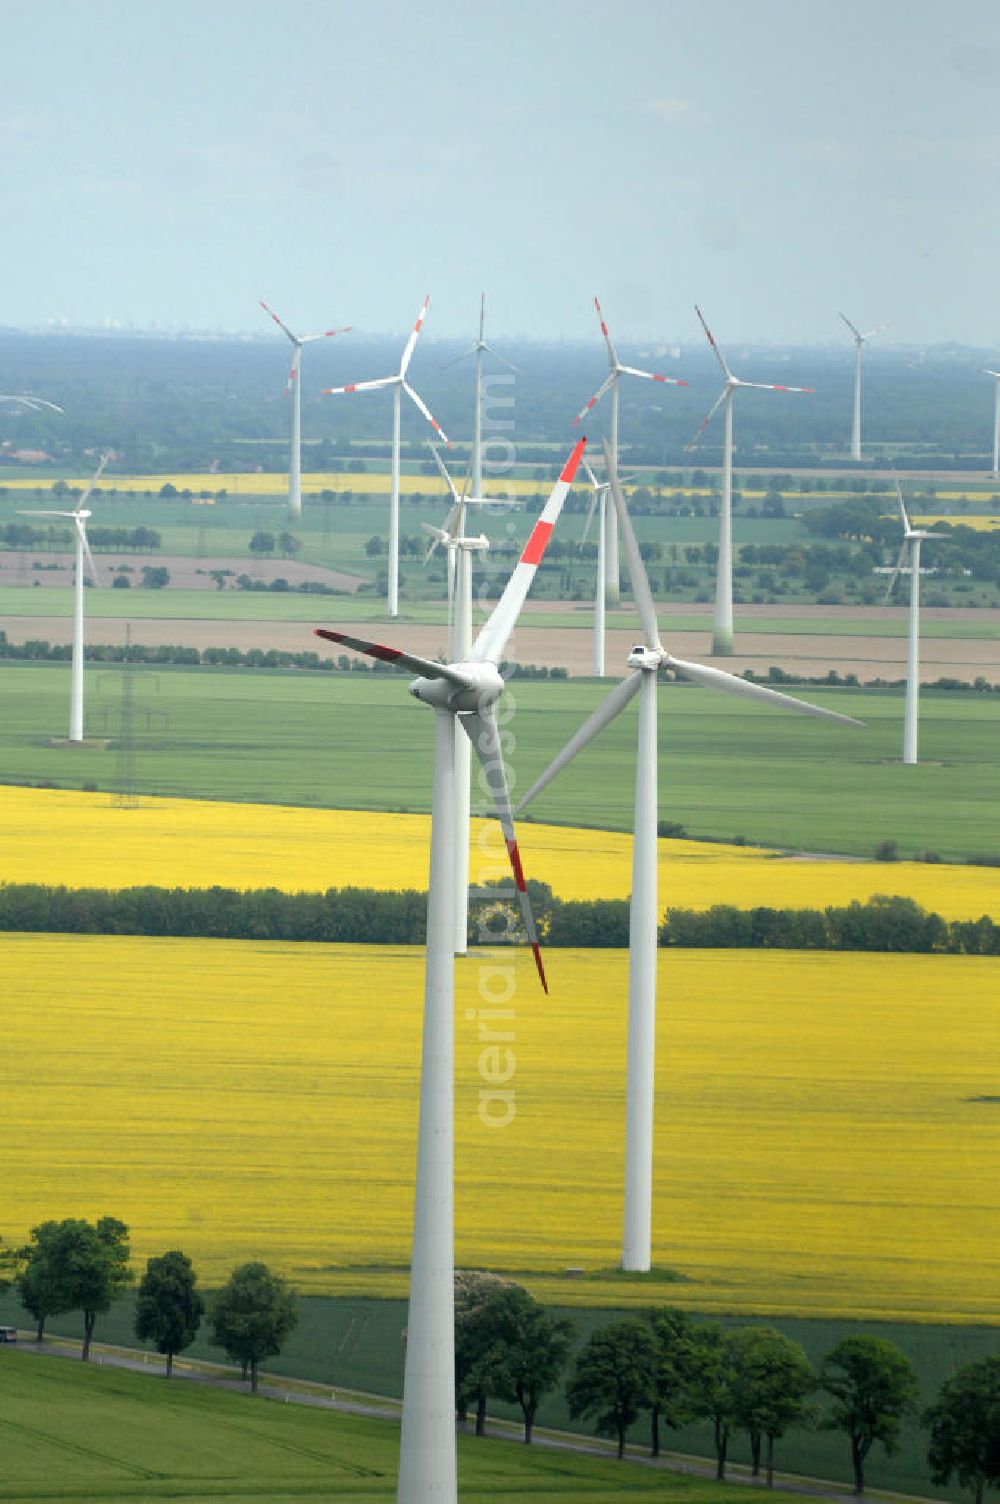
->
[[694, 305, 732, 380], [471, 437, 587, 664], [572, 372, 615, 426], [313, 628, 473, 689], [259, 300, 297, 344], [740, 380, 814, 394], [399, 294, 430, 378], [402, 381, 450, 445], [462, 703, 548, 993], [322, 375, 397, 396], [684, 387, 728, 453], [618, 363, 688, 387], [284, 347, 302, 395], [301, 326, 352, 343], [594, 296, 618, 370]]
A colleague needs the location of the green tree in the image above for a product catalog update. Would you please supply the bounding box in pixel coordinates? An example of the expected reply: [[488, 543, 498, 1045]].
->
[[454, 1269, 508, 1434], [821, 1335, 919, 1494], [685, 1323, 739, 1479], [566, 1319, 656, 1459], [728, 1325, 815, 1485], [923, 1356, 1000, 1504], [209, 1262, 298, 1393], [134, 1250, 204, 1378], [18, 1217, 131, 1352], [645, 1306, 695, 1457], [277, 531, 301, 559], [248, 531, 276, 557], [488, 1286, 573, 1444], [140, 565, 170, 589]]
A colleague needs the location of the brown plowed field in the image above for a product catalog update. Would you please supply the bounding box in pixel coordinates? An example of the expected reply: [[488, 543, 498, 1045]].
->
[[0, 552, 363, 592], [5, 613, 998, 681]]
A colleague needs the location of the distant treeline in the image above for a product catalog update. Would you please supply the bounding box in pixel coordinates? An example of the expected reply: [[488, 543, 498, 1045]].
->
[[0, 634, 569, 680], [0, 883, 997, 955], [0, 522, 161, 552]]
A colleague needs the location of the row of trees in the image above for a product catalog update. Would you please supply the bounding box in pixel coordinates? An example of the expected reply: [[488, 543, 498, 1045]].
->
[[4, 1218, 297, 1393], [3, 1226, 998, 1496], [2, 881, 998, 957], [0, 521, 161, 552]]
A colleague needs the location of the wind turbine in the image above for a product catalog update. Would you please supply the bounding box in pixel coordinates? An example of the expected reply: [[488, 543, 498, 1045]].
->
[[574, 297, 687, 603], [885, 480, 937, 766], [688, 306, 813, 656], [18, 453, 108, 742], [323, 296, 450, 619], [259, 302, 351, 520], [839, 312, 887, 462], [517, 439, 861, 1273], [315, 435, 587, 1504], [0, 394, 64, 413], [580, 457, 635, 678], [444, 294, 518, 497], [424, 445, 490, 957], [984, 369, 1000, 477]]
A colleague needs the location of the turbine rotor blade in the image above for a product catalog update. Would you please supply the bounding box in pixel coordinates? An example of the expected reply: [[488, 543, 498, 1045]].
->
[[470, 437, 587, 663], [322, 376, 397, 396], [604, 437, 660, 650], [75, 452, 109, 512], [285, 346, 302, 395], [884, 542, 908, 600], [894, 479, 911, 533], [572, 372, 615, 426], [581, 484, 599, 542], [313, 628, 474, 689], [462, 703, 549, 991], [838, 310, 863, 342], [77, 520, 100, 585], [428, 442, 460, 505], [666, 654, 863, 726], [684, 386, 728, 453], [402, 380, 450, 445], [617, 363, 688, 387], [594, 296, 618, 369], [694, 305, 732, 380], [259, 300, 298, 344], [516, 671, 643, 814], [739, 380, 814, 394], [481, 342, 521, 374], [399, 294, 430, 378]]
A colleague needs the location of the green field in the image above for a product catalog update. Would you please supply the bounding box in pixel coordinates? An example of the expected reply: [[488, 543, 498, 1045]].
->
[[3, 584, 1000, 640], [0, 661, 997, 859], [0, 1349, 775, 1504], [2, 1301, 995, 1499]]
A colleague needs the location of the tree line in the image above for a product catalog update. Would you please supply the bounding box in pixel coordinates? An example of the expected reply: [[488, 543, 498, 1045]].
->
[[4, 1223, 997, 1498], [1, 881, 998, 957], [2, 1217, 296, 1393], [0, 521, 161, 552]]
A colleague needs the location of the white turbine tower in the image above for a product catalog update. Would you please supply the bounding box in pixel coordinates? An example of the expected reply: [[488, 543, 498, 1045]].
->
[[688, 306, 813, 656], [18, 453, 107, 743], [259, 302, 351, 520], [424, 445, 490, 956], [323, 296, 450, 619], [517, 439, 860, 1272], [885, 481, 937, 766], [444, 294, 518, 498], [574, 297, 687, 603], [580, 458, 635, 678], [839, 312, 886, 463], [315, 436, 587, 1504], [984, 369, 1000, 477]]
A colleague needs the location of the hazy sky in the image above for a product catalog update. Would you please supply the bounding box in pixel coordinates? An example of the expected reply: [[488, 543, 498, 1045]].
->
[[2, 0, 998, 345]]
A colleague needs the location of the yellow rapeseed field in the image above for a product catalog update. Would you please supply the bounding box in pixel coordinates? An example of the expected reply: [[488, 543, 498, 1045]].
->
[[3, 785, 999, 919], [3, 936, 997, 1320]]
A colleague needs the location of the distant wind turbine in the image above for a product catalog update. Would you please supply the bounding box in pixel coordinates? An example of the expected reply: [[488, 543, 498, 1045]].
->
[[517, 439, 861, 1273], [580, 457, 635, 678], [259, 302, 351, 519], [984, 369, 1000, 477], [687, 306, 813, 655], [443, 294, 518, 498], [0, 394, 64, 413], [324, 296, 450, 618], [574, 297, 687, 603], [18, 453, 108, 742], [885, 480, 938, 765], [839, 312, 887, 462]]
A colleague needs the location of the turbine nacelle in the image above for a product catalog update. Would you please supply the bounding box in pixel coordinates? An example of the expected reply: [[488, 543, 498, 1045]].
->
[[408, 661, 504, 713], [627, 644, 666, 671]]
